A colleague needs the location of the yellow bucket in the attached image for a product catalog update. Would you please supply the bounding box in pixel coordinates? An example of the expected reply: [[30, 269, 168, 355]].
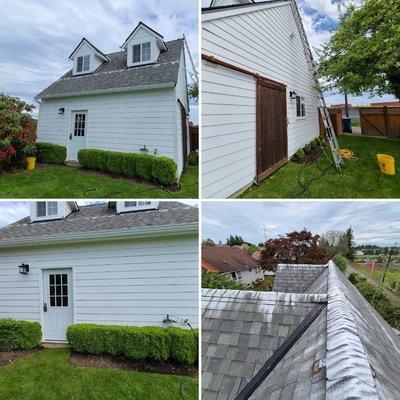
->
[[26, 156, 36, 171], [377, 154, 395, 175]]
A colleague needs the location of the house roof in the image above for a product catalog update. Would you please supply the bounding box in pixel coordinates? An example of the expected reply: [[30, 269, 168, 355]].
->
[[0, 202, 197, 241], [202, 245, 259, 273], [202, 261, 400, 399], [36, 39, 183, 99], [120, 21, 165, 49]]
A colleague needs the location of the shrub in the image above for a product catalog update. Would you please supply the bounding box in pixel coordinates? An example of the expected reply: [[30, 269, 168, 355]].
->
[[333, 254, 348, 273], [66, 324, 198, 365], [0, 319, 41, 351], [78, 149, 109, 171], [202, 271, 246, 290], [136, 154, 153, 181], [188, 151, 198, 166], [348, 272, 359, 284], [168, 327, 198, 364], [151, 156, 177, 185], [310, 140, 317, 150], [296, 148, 306, 159], [304, 143, 312, 153], [107, 152, 124, 175], [36, 142, 66, 165], [121, 153, 137, 178]]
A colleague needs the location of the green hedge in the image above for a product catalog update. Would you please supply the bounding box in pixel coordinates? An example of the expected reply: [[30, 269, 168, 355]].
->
[[78, 149, 177, 186], [0, 319, 42, 351], [188, 151, 198, 166], [36, 142, 67, 164], [66, 324, 198, 365]]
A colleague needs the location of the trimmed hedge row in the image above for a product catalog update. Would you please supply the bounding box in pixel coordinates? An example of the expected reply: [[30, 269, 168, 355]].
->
[[66, 324, 198, 365], [36, 142, 67, 164], [0, 319, 42, 351], [78, 149, 177, 186], [188, 150, 198, 166]]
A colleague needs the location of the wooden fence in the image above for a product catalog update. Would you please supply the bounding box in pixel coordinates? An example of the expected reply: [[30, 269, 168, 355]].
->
[[319, 108, 343, 136], [360, 106, 400, 139], [189, 125, 199, 151]]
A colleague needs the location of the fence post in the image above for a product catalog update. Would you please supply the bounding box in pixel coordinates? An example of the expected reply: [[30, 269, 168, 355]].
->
[[383, 106, 388, 137]]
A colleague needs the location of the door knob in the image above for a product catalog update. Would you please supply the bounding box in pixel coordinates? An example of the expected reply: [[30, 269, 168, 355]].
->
[[43, 303, 48, 312]]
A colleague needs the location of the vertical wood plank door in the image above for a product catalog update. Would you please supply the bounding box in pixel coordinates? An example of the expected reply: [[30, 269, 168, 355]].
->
[[256, 79, 288, 181]]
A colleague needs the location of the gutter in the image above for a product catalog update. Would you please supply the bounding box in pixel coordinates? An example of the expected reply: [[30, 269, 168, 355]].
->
[[37, 82, 175, 100], [0, 223, 198, 250]]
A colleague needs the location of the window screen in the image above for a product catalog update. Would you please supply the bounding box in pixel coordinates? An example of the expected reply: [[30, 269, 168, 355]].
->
[[77, 56, 83, 72], [142, 42, 151, 62], [37, 202, 46, 217], [83, 54, 90, 71], [132, 44, 141, 63], [74, 113, 86, 137], [49, 274, 68, 307]]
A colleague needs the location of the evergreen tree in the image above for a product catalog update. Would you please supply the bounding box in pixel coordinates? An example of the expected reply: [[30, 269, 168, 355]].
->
[[346, 227, 355, 261]]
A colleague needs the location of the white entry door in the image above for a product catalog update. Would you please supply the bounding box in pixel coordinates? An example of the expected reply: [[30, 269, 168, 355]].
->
[[43, 269, 73, 341], [68, 111, 87, 161]]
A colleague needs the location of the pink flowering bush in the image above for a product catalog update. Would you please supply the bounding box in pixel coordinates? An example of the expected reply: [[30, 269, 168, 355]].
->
[[0, 93, 37, 170]]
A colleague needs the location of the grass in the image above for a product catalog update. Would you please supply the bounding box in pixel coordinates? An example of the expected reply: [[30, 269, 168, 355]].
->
[[241, 135, 400, 199], [0, 349, 198, 400], [250, 276, 275, 291], [0, 165, 198, 199]]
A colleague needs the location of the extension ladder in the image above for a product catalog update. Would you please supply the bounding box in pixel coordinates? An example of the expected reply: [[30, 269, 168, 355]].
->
[[289, 0, 344, 171]]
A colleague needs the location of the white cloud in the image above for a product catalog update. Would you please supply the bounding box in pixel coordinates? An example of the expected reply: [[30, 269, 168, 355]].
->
[[302, 0, 339, 21]]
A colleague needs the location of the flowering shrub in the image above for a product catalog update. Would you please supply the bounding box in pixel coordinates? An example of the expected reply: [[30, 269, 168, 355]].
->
[[0, 93, 37, 170]]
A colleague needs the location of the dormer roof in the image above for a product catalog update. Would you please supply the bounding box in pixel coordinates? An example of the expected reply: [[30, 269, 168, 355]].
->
[[68, 37, 110, 62], [120, 22, 167, 51]]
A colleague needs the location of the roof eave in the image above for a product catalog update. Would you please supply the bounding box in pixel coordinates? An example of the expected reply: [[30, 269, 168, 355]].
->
[[0, 223, 198, 250], [120, 22, 165, 50], [68, 38, 109, 62]]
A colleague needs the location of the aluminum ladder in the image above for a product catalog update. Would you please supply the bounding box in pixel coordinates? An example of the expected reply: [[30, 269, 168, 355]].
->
[[289, 0, 344, 171]]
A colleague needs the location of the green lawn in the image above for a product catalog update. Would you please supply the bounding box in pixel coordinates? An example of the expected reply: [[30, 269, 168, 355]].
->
[[0, 349, 198, 400], [241, 135, 400, 199], [0, 165, 198, 199]]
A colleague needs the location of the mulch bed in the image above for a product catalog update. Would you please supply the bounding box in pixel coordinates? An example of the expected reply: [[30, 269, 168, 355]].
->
[[69, 352, 198, 378], [291, 146, 325, 166], [0, 350, 35, 367]]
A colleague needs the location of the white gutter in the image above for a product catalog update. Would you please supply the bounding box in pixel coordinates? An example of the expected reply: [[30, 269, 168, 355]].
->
[[38, 82, 175, 100], [0, 223, 198, 250]]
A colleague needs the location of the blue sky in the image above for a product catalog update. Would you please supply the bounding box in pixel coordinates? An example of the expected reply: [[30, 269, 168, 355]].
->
[[201, 0, 397, 106], [202, 201, 400, 247], [0, 0, 199, 122], [0, 200, 197, 229]]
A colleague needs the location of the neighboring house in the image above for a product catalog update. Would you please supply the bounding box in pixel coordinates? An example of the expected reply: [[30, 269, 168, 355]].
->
[[202, 245, 263, 286], [35, 22, 190, 177], [370, 101, 400, 107], [201, 0, 321, 198], [0, 201, 198, 342], [202, 260, 400, 399]]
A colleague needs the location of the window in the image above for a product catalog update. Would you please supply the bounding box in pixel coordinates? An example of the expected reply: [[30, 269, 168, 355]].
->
[[49, 274, 68, 307], [125, 201, 137, 207], [142, 42, 151, 62], [118, 201, 158, 213], [74, 113, 86, 137], [124, 201, 152, 208], [232, 271, 242, 281], [132, 42, 151, 63], [36, 202, 58, 218], [296, 96, 306, 118], [132, 44, 141, 63], [77, 55, 90, 73]]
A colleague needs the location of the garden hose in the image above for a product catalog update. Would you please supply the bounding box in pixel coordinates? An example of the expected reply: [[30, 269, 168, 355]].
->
[[340, 149, 357, 161]]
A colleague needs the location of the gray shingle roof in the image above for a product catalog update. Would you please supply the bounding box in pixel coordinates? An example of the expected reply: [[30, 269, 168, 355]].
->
[[36, 39, 183, 99], [202, 261, 400, 400], [0, 202, 197, 241]]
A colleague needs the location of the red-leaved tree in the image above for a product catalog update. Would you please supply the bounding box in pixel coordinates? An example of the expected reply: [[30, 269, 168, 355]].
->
[[260, 230, 329, 272]]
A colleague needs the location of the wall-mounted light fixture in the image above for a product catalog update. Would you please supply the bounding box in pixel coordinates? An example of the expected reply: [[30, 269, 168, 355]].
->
[[290, 91, 298, 99], [18, 264, 29, 275], [140, 145, 149, 153], [58, 107, 65, 115]]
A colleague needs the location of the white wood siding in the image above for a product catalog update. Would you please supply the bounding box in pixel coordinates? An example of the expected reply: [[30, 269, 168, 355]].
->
[[176, 48, 189, 111], [202, 61, 256, 198], [0, 236, 198, 328], [37, 88, 180, 170], [176, 102, 183, 173], [202, 3, 320, 198]]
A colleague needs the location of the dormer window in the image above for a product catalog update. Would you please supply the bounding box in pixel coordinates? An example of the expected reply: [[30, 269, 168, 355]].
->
[[77, 55, 90, 73], [116, 201, 158, 214], [37, 202, 58, 218], [132, 42, 151, 63]]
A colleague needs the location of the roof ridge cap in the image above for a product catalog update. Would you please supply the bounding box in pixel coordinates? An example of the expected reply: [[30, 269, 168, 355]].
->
[[325, 261, 379, 399]]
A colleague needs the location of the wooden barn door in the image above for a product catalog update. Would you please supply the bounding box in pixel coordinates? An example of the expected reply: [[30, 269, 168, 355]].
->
[[256, 79, 288, 181]]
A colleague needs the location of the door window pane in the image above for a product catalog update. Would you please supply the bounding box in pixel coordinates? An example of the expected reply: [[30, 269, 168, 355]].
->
[[48, 273, 68, 307], [63, 297, 68, 307], [56, 297, 62, 307]]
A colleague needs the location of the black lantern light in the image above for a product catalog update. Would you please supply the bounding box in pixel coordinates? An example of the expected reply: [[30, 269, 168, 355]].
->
[[18, 263, 29, 275], [290, 91, 298, 99], [58, 107, 65, 115]]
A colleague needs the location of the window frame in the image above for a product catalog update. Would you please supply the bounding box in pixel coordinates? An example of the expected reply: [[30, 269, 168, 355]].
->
[[296, 95, 306, 118], [73, 113, 86, 137], [117, 201, 159, 214], [76, 54, 90, 73], [132, 42, 151, 64], [36, 202, 58, 218]]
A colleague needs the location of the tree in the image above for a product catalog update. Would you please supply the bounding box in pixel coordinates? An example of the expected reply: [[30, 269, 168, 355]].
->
[[317, 0, 400, 99], [202, 271, 245, 290], [226, 235, 245, 246], [259, 230, 328, 272], [0, 93, 37, 170], [333, 253, 348, 273], [188, 82, 198, 101], [319, 230, 349, 257], [202, 238, 215, 246], [345, 227, 355, 261]]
